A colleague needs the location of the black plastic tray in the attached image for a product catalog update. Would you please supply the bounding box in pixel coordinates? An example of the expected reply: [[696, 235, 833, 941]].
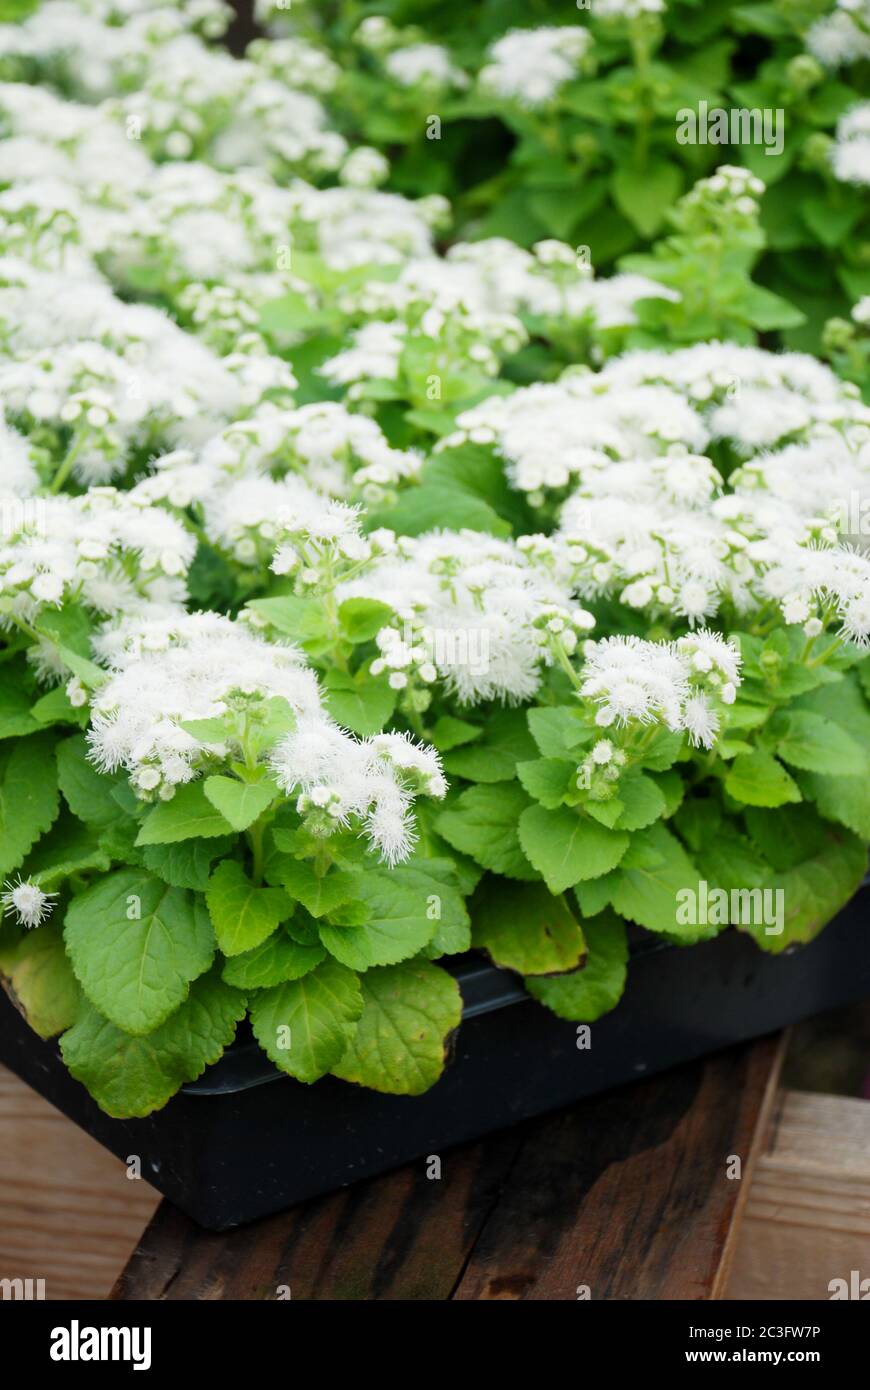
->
[[2, 898, 869, 1230]]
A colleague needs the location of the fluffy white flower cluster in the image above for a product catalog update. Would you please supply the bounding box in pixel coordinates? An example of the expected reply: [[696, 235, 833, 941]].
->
[[831, 102, 870, 185], [1, 875, 57, 929], [442, 372, 708, 497], [580, 631, 740, 749], [320, 238, 678, 396], [336, 530, 595, 705], [0, 488, 195, 646], [478, 27, 591, 108], [87, 610, 444, 863], [807, 1, 870, 68], [271, 725, 446, 866], [452, 340, 869, 498]]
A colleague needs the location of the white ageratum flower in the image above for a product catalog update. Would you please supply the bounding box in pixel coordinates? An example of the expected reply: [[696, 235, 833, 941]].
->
[[478, 28, 591, 108], [580, 633, 741, 749], [384, 43, 466, 91], [270, 721, 446, 865], [2, 876, 57, 929], [338, 530, 591, 704], [831, 103, 870, 185], [0, 489, 196, 638], [87, 611, 445, 863]]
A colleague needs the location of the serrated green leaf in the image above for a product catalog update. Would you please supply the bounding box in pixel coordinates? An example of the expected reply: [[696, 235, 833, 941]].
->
[[64, 869, 215, 1034], [725, 750, 802, 807], [526, 707, 590, 759], [525, 912, 628, 1022], [61, 966, 247, 1117], [741, 829, 867, 955], [437, 783, 538, 880], [518, 805, 629, 894], [0, 732, 60, 878], [249, 960, 362, 1083], [772, 709, 865, 777], [142, 836, 233, 891], [613, 771, 667, 831], [318, 860, 452, 969], [442, 708, 537, 782], [221, 928, 325, 988], [0, 921, 81, 1038], [203, 775, 277, 832], [337, 597, 394, 642], [609, 822, 706, 940], [136, 781, 234, 846], [471, 878, 585, 975], [269, 850, 357, 918], [205, 859, 292, 956], [56, 734, 124, 828], [516, 757, 577, 809], [322, 667, 396, 735], [331, 960, 461, 1095], [0, 662, 39, 738]]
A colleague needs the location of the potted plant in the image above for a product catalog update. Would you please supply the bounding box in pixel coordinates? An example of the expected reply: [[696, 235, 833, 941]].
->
[[1, 0, 869, 1229]]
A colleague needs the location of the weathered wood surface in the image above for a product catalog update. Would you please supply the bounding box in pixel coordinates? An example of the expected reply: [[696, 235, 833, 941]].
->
[[724, 1090, 870, 1301], [113, 1034, 784, 1301], [0, 1064, 160, 1300]]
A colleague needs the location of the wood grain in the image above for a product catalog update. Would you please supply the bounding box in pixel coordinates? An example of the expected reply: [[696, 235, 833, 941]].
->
[[114, 1035, 784, 1301], [0, 1064, 160, 1301], [724, 1090, 870, 1301]]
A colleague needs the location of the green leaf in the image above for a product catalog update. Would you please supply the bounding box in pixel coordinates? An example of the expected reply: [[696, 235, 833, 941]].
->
[[725, 750, 802, 807], [246, 595, 330, 643], [0, 663, 39, 738], [741, 829, 867, 955], [136, 781, 235, 845], [430, 716, 482, 752], [337, 597, 394, 642], [518, 806, 629, 894], [269, 851, 357, 918], [0, 921, 81, 1039], [609, 822, 706, 940], [205, 860, 292, 956], [471, 878, 586, 975], [799, 772, 870, 840], [331, 960, 461, 1096], [221, 928, 325, 988], [61, 966, 247, 1118], [30, 684, 88, 729], [525, 912, 628, 1022], [612, 772, 667, 831], [612, 160, 682, 237], [142, 837, 233, 891], [23, 813, 111, 888], [0, 732, 60, 878], [203, 775, 276, 832], [318, 860, 453, 969], [516, 757, 577, 809], [249, 961, 363, 1083], [442, 708, 537, 782], [772, 710, 865, 777], [437, 783, 538, 880], [526, 706, 589, 759], [56, 734, 124, 828], [64, 870, 215, 1034], [322, 667, 395, 735]]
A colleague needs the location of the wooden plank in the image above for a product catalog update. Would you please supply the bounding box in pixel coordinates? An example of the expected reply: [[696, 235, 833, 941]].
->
[[0, 1063, 160, 1301], [112, 1130, 524, 1300], [114, 1035, 783, 1301], [724, 1089, 870, 1301], [452, 1034, 784, 1301]]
